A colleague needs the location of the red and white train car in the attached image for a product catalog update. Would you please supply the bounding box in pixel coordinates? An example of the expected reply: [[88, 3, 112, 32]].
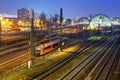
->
[[36, 37, 69, 56]]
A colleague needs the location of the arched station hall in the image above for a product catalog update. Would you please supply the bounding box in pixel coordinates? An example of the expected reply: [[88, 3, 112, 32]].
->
[[77, 14, 120, 32]]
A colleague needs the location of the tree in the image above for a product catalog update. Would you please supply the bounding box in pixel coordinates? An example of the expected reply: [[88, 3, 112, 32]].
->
[[39, 12, 47, 30]]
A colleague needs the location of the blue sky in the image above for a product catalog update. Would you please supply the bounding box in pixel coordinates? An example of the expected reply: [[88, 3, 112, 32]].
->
[[0, 0, 120, 18]]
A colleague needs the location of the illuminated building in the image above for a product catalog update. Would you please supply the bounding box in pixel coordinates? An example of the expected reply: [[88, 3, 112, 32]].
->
[[17, 8, 34, 21]]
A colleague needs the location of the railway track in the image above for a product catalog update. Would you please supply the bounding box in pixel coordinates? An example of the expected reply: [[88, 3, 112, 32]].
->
[[0, 35, 72, 56], [0, 37, 89, 77], [0, 40, 28, 51], [0, 36, 59, 56], [92, 41, 120, 80], [60, 38, 119, 80], [0, 32, 57, 56], [0, 52, 30, 78], [30, 39, 105, 80], [98, 44, 120, 80], [0, 37, 29, 56], [112, 52, 120, 80], [83, 40, 117, 80], [59, 38, 115, 80], [1, 35, 118, 79]]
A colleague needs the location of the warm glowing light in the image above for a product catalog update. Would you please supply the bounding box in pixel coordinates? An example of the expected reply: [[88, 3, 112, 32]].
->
[[89, 24, 95, 30], [6, 19, 9, 22], [0, 16, 3, 20], [82, 27, 85, 30], [2, 21, 5, 24], [18, 20, 22, 24], [87, 27, 90, 30], [9, 22, 12, 25]]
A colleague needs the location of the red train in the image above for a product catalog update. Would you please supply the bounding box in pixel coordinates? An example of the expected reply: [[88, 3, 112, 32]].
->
[[36, 37, 69, 56]]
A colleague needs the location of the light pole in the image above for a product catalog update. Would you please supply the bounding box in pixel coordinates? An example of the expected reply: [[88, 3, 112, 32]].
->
[[82, 20, 85, 39], [60, 8, 63, 51], [111, 23, 113, 35], [89, 14, 92, 37], [0, 16, 3, 46], [28, 10, 35, 68], [49, 19, 52, 41], [98, 24, 100, 35]]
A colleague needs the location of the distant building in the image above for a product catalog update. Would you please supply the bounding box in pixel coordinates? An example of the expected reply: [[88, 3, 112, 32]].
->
[[0, 14, 17, 18], [17, 8, 34, 21], [34, 13, 41, 21]]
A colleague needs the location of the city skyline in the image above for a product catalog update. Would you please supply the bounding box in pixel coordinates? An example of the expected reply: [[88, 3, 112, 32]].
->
[[0, 0, 120, 18]]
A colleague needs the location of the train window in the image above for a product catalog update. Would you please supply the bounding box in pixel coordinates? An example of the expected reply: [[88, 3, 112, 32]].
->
[[53, 43, 59, 48], [35, 50, 41, 57], [36, 50, 40, 54], [44, 46, 51, 50]]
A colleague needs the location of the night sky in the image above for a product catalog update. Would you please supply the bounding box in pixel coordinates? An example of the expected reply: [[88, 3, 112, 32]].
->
[[0, 0, 120, 18]]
